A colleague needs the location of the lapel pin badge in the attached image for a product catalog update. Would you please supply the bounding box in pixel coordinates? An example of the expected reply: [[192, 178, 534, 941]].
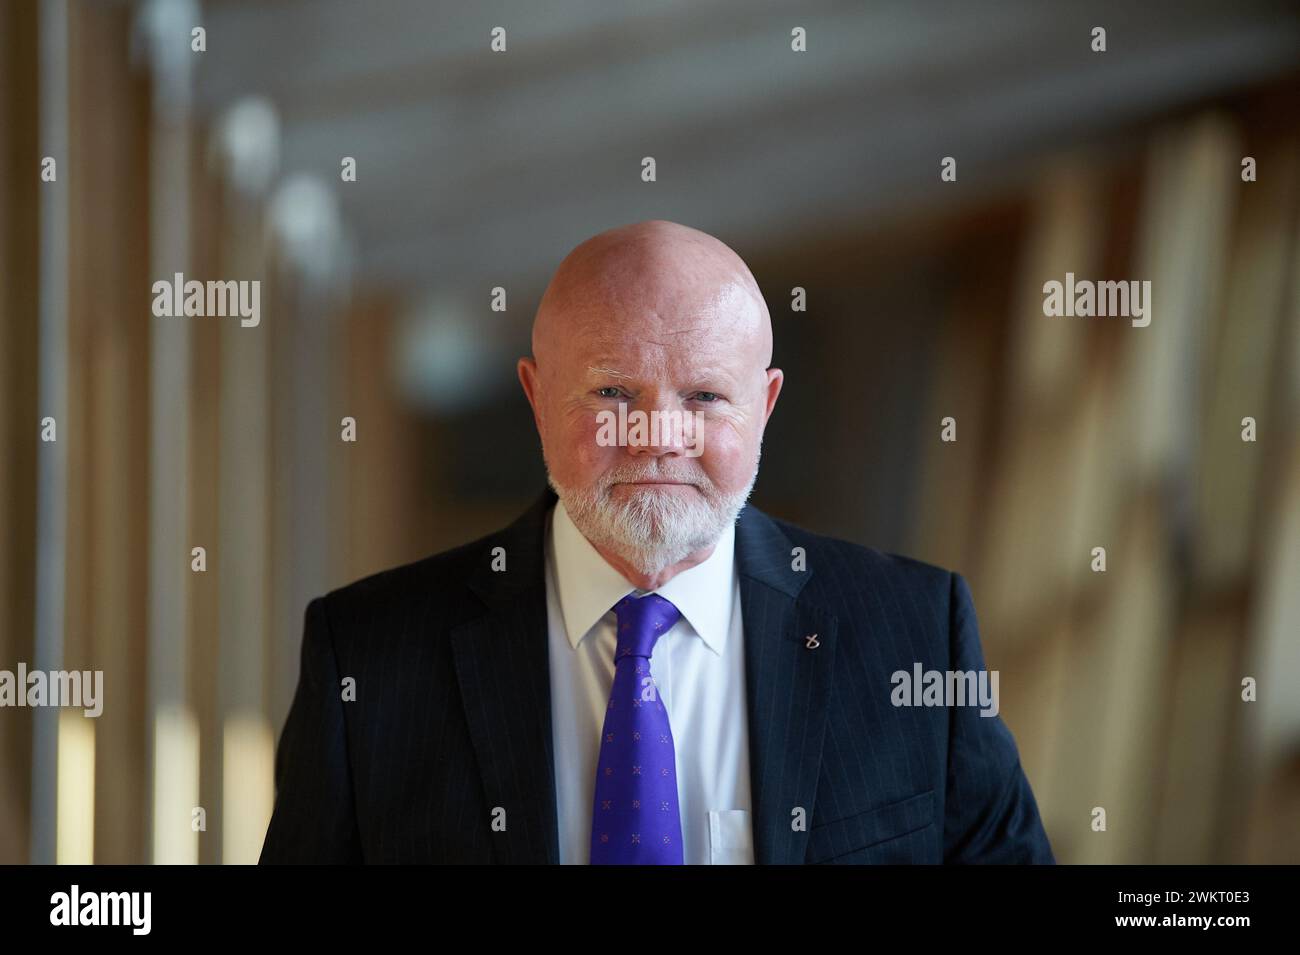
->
[[804, 633, 820, 649]]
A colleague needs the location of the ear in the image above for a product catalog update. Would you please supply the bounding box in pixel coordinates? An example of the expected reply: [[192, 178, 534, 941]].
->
[[762, 367, 784, 426], [517, 356, 543, 432]]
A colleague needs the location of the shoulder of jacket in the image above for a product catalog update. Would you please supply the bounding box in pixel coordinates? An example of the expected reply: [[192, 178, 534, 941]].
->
[[764, 512, 956, 595]]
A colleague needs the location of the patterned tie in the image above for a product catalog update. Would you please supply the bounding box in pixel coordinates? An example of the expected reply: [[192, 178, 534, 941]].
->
[[590, 592, 684, 864]]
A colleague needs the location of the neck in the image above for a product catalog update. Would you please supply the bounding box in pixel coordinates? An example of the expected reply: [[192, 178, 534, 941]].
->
[[591, 540, 717, 591]]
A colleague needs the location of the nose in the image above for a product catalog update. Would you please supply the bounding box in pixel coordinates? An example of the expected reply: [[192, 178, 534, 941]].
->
[[625, 393, 692, 459]]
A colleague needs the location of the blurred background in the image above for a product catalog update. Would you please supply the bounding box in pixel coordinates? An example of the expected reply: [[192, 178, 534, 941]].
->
[[1, 0, 1298, 865]]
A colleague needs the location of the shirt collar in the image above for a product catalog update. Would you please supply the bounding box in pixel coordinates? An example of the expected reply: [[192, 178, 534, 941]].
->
[[548, 496, 735, 656]]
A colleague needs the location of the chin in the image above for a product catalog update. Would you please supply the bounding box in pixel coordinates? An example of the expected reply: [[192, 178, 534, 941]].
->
[[613, 542, 695, 577]]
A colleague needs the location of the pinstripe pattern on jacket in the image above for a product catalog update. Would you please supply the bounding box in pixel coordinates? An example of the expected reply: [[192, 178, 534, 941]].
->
[[260, 486, 1054, 864]]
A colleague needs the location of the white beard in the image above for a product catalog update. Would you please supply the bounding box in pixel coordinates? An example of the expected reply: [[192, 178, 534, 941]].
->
[[547, 450, 760, 575]]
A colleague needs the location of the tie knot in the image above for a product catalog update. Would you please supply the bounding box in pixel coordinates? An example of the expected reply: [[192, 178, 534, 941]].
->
[[612, 592, 681, 661]]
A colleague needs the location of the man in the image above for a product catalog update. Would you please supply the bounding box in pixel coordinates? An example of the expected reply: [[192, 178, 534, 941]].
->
[[260, 219, 1054, 864]]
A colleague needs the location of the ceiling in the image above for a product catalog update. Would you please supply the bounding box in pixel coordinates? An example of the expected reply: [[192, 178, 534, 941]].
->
[[189, 0, 1300, 300]]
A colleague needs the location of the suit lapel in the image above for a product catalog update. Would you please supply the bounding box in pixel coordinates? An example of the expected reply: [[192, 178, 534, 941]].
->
[[736, 504, 840, 864], [450, 489, 560, 864]]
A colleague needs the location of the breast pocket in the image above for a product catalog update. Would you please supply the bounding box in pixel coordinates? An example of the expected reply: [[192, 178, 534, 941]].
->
[[804, 790, 935, 864], [708, 809, 754, 865]]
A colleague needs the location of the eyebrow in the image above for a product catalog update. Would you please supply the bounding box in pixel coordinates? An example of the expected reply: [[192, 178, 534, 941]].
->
[[586, 365, 634, 381], [585, 364, 738, 388]]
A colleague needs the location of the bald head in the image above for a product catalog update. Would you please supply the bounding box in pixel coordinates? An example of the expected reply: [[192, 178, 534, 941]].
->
[[517, 219, 784, 587], [532, 219, 772, 371]]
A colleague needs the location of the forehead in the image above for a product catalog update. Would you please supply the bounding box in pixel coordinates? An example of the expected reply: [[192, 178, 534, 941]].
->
[[572, 276, 760, 342], [575, 318, 744, 369], [557, 331, 756, 394], [583, 355, 739, 384]]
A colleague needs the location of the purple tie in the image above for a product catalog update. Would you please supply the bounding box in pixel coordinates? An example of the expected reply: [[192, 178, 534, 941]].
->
[[590, 592, 684, 864]]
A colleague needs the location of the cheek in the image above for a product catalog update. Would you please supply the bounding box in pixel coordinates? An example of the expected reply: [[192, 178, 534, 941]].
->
[[547, 410, 619, 481], [697, 420, 757, 489]]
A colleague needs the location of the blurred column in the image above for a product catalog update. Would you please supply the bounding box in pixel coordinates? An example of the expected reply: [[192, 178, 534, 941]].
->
[[0, 0, 41, 865], [976, 164, 1104, 635], [1243, 154, 1300, 862], [342, 292, 432, 582], [61, 0, 154, 867], [1088, 115, 1238, 864], [30, 0, 71, 867], [991, 165, 1111, 860], [135, 0, 201, 864], [210, 97, 280, 864], [266, 176, 352, 735], [1159, 135, 1299, 863]]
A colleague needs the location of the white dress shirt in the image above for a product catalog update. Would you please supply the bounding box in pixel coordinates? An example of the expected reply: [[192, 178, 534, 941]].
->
[[544, 497, 754, 864]]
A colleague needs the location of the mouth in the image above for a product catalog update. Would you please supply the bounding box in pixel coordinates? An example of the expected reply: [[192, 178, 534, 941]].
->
[[615, 480, 696, 487], [609, 480, 698, 494]]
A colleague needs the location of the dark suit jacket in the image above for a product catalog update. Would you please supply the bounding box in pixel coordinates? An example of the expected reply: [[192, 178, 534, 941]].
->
[[260, 486, 1055, 864]]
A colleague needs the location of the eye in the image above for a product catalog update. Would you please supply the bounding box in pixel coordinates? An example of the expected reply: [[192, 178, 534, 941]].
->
[[596, 387, 623, 398], [692, 391, 720, 402]]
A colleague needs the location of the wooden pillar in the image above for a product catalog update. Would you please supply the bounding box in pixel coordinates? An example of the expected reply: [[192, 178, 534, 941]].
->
[[0, 0, 41, 866], [62, 0, 152, 867], [136, 0, 200, 865]]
